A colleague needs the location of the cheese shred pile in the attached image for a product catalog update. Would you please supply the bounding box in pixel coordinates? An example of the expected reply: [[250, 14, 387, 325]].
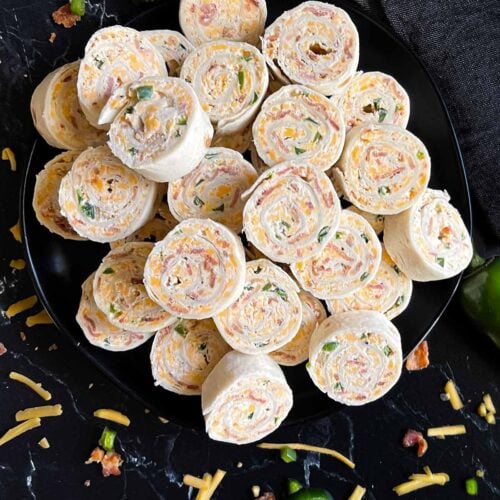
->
[[444, 380, 463, 410], [393, 466, 450, 496], [26, 309, 54, 327], [183, 469, 226, 500], [5, 295, 38, 319], [2, 147, 16, 171], [93, 409, 131, 427]]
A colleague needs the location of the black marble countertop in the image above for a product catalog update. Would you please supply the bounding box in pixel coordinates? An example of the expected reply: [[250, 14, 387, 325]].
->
[[0, 1, 499, 499]]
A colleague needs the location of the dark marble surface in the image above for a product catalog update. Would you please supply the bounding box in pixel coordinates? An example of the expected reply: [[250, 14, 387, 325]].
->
[[0, 1, 499, 499]]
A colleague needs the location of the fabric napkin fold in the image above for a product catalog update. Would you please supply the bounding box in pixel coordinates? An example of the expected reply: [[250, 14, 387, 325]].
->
[[352, 0, 500, 257]]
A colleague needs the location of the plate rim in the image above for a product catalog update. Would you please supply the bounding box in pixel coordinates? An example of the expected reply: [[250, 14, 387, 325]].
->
[[19, 0, 472, 428]]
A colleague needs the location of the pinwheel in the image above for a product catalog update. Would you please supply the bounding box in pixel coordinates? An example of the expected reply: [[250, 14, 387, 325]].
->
[[142, 29, 194, 76], [31, 61, 106, 150], [242, 161, 341, 263], [326, 247, 413, 320], [33, 151, 86, 241], [346, 205, 385, 235], [384, 189, 473, 281], [180, 40, 268, 136], [144, 218, 246, 319], [77, 26, 167, 128], [150, 318, 230, 396], [76, 274, 154, 351], [93, 242, 175, 333], [58, 145, 159, 243], [167, 147, 257, 233], [334, 124, 431, 215], [252, 85, 345, 170], [262, 1, 359, 95], [334, 71, 410, 131], [308, 310, 403, 405], [214, 259, 302, 354], [104, 77, 213, 182], [179, 0, 267, 46], [291, 209, 382, 299], [202, 351, 293, 444], [270, 291, 327, 366]]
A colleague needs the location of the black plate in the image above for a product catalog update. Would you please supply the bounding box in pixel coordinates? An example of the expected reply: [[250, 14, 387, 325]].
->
[[21, 0, 471, 429]]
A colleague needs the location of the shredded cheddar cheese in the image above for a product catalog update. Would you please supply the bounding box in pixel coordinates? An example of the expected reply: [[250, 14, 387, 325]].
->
[[427, 425, 466, 437], [196, 469, 226, 500], [9, 371, 52, 401], [393, 467, 450, 496], [483, 393, 496, 414], [5, 295, 38, 318], [38, 437, 50, 449], [485, 413, 496, 425], [9, 221, 21, 242], [2, 147, 16, 171], [15, 404, 63, 422], [183, 474, 211, 490], [26, 309, 53, 327], [478, 403, 487, 417], [9, 259, 26, 270], [257, 442, 355, 469], [0, 418, 41, 447], [348, 485, 366, 500], [93, 409, 130, 427], [444, 380, 463, 410]]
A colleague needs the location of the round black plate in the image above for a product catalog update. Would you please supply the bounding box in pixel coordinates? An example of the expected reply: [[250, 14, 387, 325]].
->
[[21, 0, 471, 429]]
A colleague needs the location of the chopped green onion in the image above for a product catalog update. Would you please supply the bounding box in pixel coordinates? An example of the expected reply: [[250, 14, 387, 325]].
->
[[241, 55, 252, 62], [395, 295, 404, 307], [313, 131, 323, 143], [103, 267, 114, 274], [198, 343, 207, 351], [193, 196, 205, 207], [205, 152, 219, 159], [305, 117, 319, 125], [288, 478, 303, 495], [254, 266, 263, 274], [305, 361, 311, 370], [94, 57, 104, 69], [109, 303, 119, 315], [393, 264, 401, 274], [373, 97, 382, 110], [76, 189, 95, 220], [248, 411, 254, 419], [128, 147, 138, 157], [252, 92, 259, 104], [238, 70, 244, 89], [378, 186, 390, 196], [98, 426, 116, 452], [317, 226, 330, 243], [174, 322, 187, 337], [383, 345, 393, 356], [177, 117, 187, 125], [281, 220, 291, 229], [335, 231, 343, 239], [212, 203, 224, 212], [360, 233, 369, 243], [294, 146, 306, 155], [416, 150, 425, 160], [378, 108, 388, 122], [322, 341, 339, 352], [436, 256, 445, 267], [125, 106, 134, 115], [262, 283, 272, 292], [465, 478, 478, 496], [360, 271, 369, 281], [274, 287, 288, 302], [179, 43, 187, 50], [195, 178, 205, 186], [280, 446, 297, 463], [136, 85, 154, 100], [334, 381, 343, 390]]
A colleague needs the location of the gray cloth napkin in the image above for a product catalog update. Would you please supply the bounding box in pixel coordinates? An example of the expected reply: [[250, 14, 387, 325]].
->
[[351, 0, 500, 256]]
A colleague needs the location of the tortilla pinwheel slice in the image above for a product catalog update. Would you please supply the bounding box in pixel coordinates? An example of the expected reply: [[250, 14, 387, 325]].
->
[[202, 351, 293, 444], [77, 25, 167, 129], [242, 161, 341, 263], [142, 29, 194, 76], [31, 61, 107, 150], [334, 124, 431, 215], [77, 274, 154, 352], [179, 0, 267, 47], [384, 188, 473, 281], [291, 209, 382, 299], [214, 259, 302, 354], [326, 247, 413, 320], [335, 71, 410, 131], [252, 85, 345, 170], [150, 318, 231, 396], [144, 218, 246, 319], [167, 147, 257, 233], [262, 1, 359, 96], [93, 242, 175, 333], [105, 77, 213, 182], [270, 290, 327, 366], [180, 40, 269, 136], [346, 205, 385, 235], [308, 310, 403, 406], [33, 151, 86, 241], [58, 145, 159, 243]]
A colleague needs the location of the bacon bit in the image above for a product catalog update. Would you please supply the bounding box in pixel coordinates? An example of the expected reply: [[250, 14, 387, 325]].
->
[[52, 4, 81, 28], [0, 343, 6, 356], [405, 341, 429, 371], [85, 446, 123, 477], [256, 493, 276, 500], [402, 429, 428, 457], [48, 32, 56, 43]]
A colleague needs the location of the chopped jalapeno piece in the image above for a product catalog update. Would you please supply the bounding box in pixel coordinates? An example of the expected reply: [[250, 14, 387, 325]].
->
[[322, 341, 339, 352], [436, 257, 445, 267], [136, 85, 154, 100], [103, 267, 114, 274], [98, 426, 116, 452], [174, 322, 187, 337], [294, 146, 306, 155], [238, 70, 244, 89], [288, 478, 303, 495], [280, 446, 297, 463], [317, 226, 330, 243]]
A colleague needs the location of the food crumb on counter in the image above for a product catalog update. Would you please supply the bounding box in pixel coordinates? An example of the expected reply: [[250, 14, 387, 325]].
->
[[256, 493, 276, 500], [402, 429, 428, 457], [144, 408, 150, 414], [9, 222, 21, 243], [405, 341, 429, 371], [84, 480, 91, 487], [251, 485, 261, 497], [48, 32, 56, 43], [9, 259, 26, 270], [19, 331, 27, 341], [236, 461, 243, 468], [158, 416, 169, 424], [48, 343, 58, 351], [2, 147, 16, 171], [52, 4, 81, 28], [88, 383, 94, 389], [0, 343, 6, 356], [38, 437, 50, 449], [85, 447, 123, 477]]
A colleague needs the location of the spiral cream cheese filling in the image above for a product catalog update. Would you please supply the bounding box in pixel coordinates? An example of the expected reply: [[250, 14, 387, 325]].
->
[[202, 351, 293, 444], [308, 310, 402, 406], [150, 318, 230, 396], [291, 209, 382, 299], [144, 218, 246, 319], [243, 161, 341, 263], [252, 85, 345, 170]]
